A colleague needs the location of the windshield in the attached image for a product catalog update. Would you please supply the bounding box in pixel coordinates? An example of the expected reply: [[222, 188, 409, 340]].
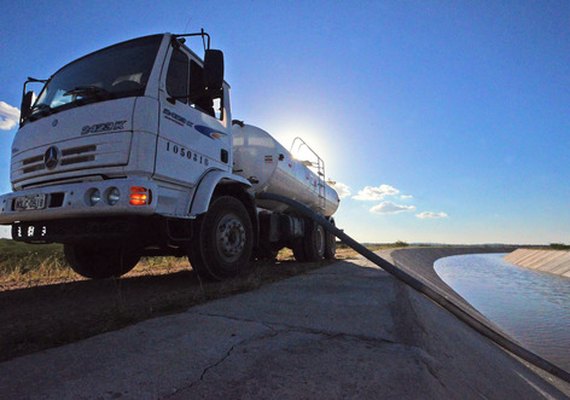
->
[[27, 35, 162, 123]]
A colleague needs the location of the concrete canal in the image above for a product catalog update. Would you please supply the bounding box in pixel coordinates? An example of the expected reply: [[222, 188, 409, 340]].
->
[[435, 253, 570, 372]]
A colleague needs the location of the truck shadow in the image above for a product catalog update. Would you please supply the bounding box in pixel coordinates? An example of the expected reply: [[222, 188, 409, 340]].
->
[[0, 259, 330, 362], [0, 270, 201, 362]]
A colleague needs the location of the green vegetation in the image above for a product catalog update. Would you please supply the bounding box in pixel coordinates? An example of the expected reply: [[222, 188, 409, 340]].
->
[[0, 239, 190, 287], [549, 243, 570, 250], [0, 239, 67, 275], [336, 241, 409, 251], [0, 238, 413, 288]]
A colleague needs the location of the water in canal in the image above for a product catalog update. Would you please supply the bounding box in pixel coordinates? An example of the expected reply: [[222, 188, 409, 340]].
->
[[434, 253, 570, 372]]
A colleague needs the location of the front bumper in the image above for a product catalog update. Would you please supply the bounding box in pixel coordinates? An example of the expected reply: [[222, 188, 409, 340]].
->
[[0, 178, 158, 225]]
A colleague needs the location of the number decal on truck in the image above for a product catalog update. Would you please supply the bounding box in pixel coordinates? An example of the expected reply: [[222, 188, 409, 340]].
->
[[165, 141, 209, 166]]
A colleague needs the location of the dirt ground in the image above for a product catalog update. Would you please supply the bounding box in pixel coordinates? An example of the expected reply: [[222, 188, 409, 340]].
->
[[0, 248, 361, 362]]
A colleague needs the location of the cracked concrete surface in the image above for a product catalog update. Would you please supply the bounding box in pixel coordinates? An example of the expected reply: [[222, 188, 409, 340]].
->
[[0, 254, 568, 399]]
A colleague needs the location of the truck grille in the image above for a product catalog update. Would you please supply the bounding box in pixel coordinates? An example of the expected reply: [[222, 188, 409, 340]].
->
[[21, 145, 98, 174], [12, 131, 132, 188]]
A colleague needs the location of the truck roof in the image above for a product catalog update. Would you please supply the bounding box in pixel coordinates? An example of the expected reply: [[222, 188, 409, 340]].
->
[[46, 33, 230, 87]]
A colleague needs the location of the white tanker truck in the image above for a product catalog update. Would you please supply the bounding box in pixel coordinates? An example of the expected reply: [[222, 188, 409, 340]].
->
[[0, 31, 340, 280]]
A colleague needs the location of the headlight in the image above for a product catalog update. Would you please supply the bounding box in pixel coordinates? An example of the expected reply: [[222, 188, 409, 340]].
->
[[87, 188, 101, 206], [106, 187, 120, 205]]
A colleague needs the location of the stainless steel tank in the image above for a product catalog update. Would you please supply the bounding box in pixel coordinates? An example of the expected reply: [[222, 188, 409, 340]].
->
[[232, 124, 340, 217]]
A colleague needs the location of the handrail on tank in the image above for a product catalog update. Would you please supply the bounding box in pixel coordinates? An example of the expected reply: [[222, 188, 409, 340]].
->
[[290, 137, 323, 169], [290, 137, 327, 211]]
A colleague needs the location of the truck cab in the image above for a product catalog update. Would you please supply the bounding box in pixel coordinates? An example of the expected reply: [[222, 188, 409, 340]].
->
[[1, 33, 255, 278]]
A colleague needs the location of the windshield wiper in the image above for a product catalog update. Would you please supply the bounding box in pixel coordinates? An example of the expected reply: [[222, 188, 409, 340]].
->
[[28, 104, 54, 121], [31, 103, 51, 113], [64, 85, 112, 98]]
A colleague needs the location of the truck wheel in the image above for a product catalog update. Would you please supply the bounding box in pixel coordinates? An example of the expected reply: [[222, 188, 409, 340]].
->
[[324, 220, 336, 260], [190, 196, 253, 280], [64, 243, 140, 279], [324, 231, 336, 259], [304, 220, 326, 262]]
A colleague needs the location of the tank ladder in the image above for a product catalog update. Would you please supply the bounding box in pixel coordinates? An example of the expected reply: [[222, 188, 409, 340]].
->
[[290, 137, 327, 212]]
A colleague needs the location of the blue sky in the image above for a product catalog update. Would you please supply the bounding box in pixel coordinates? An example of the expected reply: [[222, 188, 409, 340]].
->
[[1, 1, 569, 244]]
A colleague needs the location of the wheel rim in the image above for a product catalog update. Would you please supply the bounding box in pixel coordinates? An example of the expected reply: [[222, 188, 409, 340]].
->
[[216, 213, 247, 263], [315, 225, 325, 258]]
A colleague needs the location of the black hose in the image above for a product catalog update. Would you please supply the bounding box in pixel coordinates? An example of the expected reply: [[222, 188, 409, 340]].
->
[[256, 192, 570, 384]]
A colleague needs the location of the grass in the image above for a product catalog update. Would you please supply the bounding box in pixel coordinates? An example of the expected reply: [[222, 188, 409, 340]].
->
[[549, 243, 570, 250], [0, 238, 407, 289], [0, 239, 193, 289], [0, 239, 198, 289], [0, 239, 65, 274], [0, 240, 73, 287]]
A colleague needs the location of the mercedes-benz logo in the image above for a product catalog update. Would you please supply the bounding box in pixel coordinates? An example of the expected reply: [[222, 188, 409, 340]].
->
[[44, 146, 60, 170]]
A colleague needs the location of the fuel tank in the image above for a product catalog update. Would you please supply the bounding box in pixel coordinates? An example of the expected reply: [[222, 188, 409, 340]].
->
[[232, 123, 339, 217]]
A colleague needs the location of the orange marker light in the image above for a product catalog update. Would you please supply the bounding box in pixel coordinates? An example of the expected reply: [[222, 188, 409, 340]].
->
[[130, 186, 150, 206]]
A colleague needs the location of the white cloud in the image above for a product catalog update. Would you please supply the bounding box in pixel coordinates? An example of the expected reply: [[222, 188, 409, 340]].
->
[[400, 194, 413, 200], [0, 101, 20, 131], [416, 211, 448, 219], [330, 181, 351, 199], [353, 184, 400, 201], [370, 201, 416, 215]]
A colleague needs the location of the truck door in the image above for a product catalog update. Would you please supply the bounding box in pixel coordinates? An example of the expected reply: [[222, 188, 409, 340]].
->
[[155, 43, 231, 187]]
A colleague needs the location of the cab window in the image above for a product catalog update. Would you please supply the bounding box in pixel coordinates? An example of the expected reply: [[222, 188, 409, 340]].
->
[[166, 48, 189, 104], [189, 60, 223, 120]]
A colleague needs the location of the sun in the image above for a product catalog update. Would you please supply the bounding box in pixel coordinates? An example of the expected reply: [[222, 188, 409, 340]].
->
[[264, 117, 342, 178]]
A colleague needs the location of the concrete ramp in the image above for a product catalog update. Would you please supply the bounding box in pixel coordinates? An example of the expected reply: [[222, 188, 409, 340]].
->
[[505, 249, 570, 277]]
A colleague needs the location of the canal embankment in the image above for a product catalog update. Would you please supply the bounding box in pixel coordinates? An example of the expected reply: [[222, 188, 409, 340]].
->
[[386, 246, 570, 397], [505, 249, 570, 277]]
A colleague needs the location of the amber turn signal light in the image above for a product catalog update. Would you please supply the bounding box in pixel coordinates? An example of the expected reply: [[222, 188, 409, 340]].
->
[[130, 186, 150, 206]]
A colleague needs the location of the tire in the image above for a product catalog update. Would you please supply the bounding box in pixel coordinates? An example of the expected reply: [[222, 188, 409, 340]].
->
[[324, 231, 336, 260], [189, 196, 253, 281], [303, 219, 326, 262], [324, 220, 336, 260], [64, 243, 140, 279], [188, 219, 207, 273]]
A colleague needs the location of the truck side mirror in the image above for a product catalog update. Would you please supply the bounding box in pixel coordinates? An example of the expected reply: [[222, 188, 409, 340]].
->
[[20, 91, 35, 123], [204, 49, 224, 98]]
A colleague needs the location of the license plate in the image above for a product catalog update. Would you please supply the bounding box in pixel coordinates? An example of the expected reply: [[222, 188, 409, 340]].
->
[[14, 194, 47, 211]]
